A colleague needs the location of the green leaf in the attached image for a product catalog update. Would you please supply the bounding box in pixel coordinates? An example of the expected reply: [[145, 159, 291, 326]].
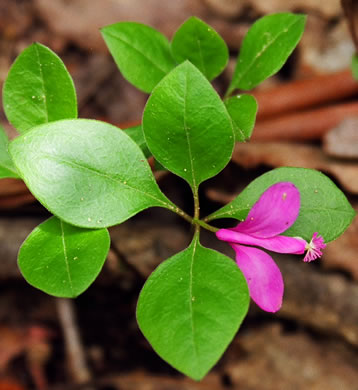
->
[[137, 234, 249, 380], [171, 17, 229, 81], [0, 125, 19, 179], [207, 167, 355, 243], [18, 216, 110, 298], [10, 119, 174, 228], [351, 54, 358, 81], [2, 43, 77, 133], [101, 22, 176, 93], [143, 61, 234, 191], [228, 13, 306, 93], [225, 94, 258, 142], [124, 125, 151, 158]]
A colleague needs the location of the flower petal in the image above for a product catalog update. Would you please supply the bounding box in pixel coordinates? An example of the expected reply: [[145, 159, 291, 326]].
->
[[234, 182, 300, 238], [216, 229, 306, 254], [231, 244, 284, 312]]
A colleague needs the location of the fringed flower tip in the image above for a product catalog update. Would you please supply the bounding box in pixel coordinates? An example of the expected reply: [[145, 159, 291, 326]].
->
[[303, 232, 326, 262]]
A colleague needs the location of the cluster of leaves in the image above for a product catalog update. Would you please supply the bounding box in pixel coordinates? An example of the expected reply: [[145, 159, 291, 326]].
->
[[0, 13, 355, 380]]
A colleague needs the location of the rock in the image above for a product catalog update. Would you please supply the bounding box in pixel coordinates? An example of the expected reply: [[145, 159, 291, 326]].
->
[[299, 17, 355, 75], [323, 117, 358, 159]]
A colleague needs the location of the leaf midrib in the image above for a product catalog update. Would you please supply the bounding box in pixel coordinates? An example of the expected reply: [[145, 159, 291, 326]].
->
[[183, 67, 197, 191], [34, 44, 49, 122], [60, 220, 74, 296], [188, 236, 200, 370]]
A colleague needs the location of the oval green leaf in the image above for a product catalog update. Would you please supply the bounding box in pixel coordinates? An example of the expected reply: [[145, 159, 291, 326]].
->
[[3, 43, 77, 133], [228, 13, 306, 93], [0, 125, 19, 179], [225, 94, 258, 142], [143, 61, 234, 191], [10, 119, 173, 228], [171, 17, 229, 81], [206, 167, 355, 243], [137, 235, 249, 380], [18, 216, 110, 298], [101, 22, 176, 93]]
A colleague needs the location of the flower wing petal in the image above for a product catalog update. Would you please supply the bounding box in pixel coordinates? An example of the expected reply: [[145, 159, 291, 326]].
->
[[234, 182, 300, 238], [217, 230, 306, 254], [231, 244, 284, 312]]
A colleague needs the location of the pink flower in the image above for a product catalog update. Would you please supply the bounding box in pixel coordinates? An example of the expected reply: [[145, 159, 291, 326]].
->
[[216, 182, 326, 313]]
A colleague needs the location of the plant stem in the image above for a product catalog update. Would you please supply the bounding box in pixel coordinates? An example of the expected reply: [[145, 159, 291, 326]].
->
[[166, 190, 218, 233], [194, 218, 219, 233], [171, 206, 193, 224], [203, 215, 212, 223], [193, 186, 200, 234], [56, 298, 92, 385]]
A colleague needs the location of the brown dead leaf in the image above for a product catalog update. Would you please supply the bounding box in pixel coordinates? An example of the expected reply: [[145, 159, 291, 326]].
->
[[0, 327, 27, 372], [0, 179, 28, 197], [0, 179, 35, 209], [224, 323, 358, 390], [0, 379, 26, 390], [232, 142, 358, 194], [0, 325, 52, 373]]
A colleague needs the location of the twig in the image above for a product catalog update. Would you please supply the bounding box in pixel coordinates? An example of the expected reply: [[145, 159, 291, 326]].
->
[[56, 298, 92, 385], [253, 69, 358, 119], [252, 102, 358, 142]]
